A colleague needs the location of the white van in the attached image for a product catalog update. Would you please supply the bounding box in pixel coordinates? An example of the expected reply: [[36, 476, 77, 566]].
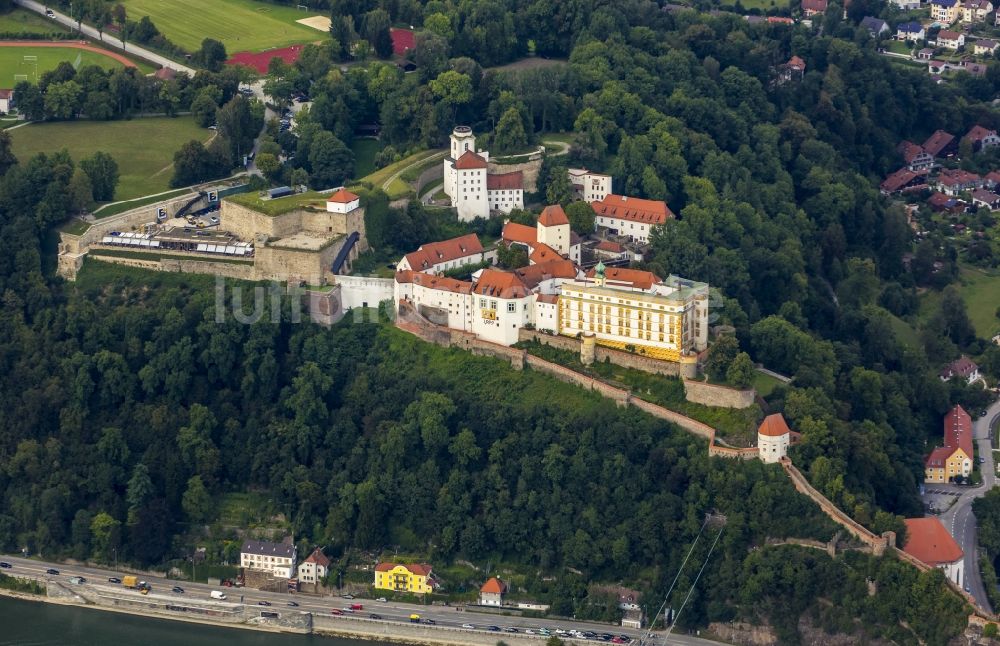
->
[[210, 590, 227, 600]]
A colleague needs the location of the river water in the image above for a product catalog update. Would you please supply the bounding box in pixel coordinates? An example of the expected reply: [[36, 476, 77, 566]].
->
[[0, 596, 388, 646]]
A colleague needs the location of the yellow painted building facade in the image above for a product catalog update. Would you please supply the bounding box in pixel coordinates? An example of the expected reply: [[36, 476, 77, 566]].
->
[[374, 563, 435, 594], [556, 277, 709, 361], [924, 448, 972, 483]]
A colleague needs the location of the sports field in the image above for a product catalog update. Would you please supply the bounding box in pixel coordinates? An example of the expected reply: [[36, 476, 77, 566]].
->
[[120, 0, 324, 53], [10, 117, 212, 201], [0, 43, 131, 86]]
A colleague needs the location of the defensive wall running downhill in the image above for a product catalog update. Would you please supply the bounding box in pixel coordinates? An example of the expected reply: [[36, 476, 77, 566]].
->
[[396, 302, 992, 624]]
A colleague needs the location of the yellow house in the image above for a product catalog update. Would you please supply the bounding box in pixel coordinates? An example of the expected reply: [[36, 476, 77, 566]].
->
[[374, 563, 436, 594], [924, 405, 973, 483]]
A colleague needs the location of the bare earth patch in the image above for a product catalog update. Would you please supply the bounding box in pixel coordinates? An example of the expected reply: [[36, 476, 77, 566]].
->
[[296, 15, 331, 32]]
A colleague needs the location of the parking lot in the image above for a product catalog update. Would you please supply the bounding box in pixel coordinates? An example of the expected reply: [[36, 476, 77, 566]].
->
[[923, 487, 962, 514]]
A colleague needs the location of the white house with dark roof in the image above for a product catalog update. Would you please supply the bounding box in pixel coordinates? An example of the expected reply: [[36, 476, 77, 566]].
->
[[442, 126, 524, 221], [241, 539, 297, 579], [962, 0, 993, 22], [896, 22, 925, 41], [860, 16, 889, 37]]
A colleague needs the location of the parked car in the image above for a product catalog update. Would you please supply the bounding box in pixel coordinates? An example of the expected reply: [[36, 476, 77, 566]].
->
[[0, 562, 11, 569], [208, 124, 217, 130], [46, 568, 59, 575], [107, 577, 120, 583], [45, 9, 54, 17], [376, 597, 387, 603], [331, 609, 344, 615]]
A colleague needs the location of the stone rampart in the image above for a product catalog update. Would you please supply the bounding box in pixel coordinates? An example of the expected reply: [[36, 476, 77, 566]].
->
[[683, 379, 756, 409], [488, 158, 542, 193], [60, 192, 199, 254]]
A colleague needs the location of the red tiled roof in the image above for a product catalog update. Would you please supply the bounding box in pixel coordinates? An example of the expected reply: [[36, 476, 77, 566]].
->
[[304, 548, 331, 567], [902, 518, 963, 565], [801, 0, 828, 10], [937, 169, 981, 186], [942, 357, 979, 379], [487, 171, 523, 190], [474, 269, 531, 299], [925, 405, 973, 468], [375, 562, 433, 575], [154, 67, 177, 80], [965, 125, 997, 144], [403, 234, 483, 272], [758, 413, 792, 437], [584, 267, 661, 290], [455, 151, 488, 170], [480, 577, 507, 594], [515, 259, 578, 289], [986, 171, 1000, 184], [897, 141, 927, 164], [501, 222, 538, 246], [923, 130, 956, 156], [535, 293, 559, 304], [0, 89, 11, 99], [972, 189, 1000, 203], [881, 169, 921, 193], [938, 29, 961, 40], [529, 243, 563, 265], [396, 270, 473, 294], [787, 55, 806, 70], [328, 188, 360, 203], [592, 194, 673, 225], [538, 204, 570, 227], [594, 240, 624, 253]]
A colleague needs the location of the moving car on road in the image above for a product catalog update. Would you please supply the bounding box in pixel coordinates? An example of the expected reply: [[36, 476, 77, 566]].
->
[[287, 601, 299, 607], [45, 568, 59, 575], [332, 609, 344, 615], [461, 623, 475, 629], [258, 600, 271, 606], [172, 586, 185, 593], [0, 562, 11, 569]]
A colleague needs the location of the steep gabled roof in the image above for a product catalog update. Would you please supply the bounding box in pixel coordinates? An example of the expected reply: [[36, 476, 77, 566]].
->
[[403, 234, 484, 272], [303, 548, 331, 567], [501, 222, 538, 246], [514, 259, 578, 289], [538, 204, 570, 227], [922, 130, 956, 156], [902, 517, 963, 565], [591, 194, 674, 225], [454, 150, 488, 170], [481, 577, 507, 594], [474, 269, 531, 299], [327, 188, 360, 203], [758, 413, 792, 437]]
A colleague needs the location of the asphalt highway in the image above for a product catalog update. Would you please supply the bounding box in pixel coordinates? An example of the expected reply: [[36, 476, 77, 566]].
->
[[0, 555, 722, 646]]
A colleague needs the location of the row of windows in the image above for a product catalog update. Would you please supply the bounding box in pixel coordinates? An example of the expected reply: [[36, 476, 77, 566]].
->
[[462, 178, 482, 185]]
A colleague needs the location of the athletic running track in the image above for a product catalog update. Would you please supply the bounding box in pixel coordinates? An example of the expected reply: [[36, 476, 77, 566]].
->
[[0, 40, 137, 68]]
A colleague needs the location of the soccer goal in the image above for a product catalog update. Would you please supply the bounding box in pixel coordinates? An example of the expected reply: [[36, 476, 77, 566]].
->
[[297, 4, 308, 10], [13, 74, 28, 83]]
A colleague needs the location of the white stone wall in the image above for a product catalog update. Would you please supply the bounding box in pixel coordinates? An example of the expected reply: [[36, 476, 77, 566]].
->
[[471, 293, 533, 345], [488, 188, 523, 213], [537, 222, 570, 255], [758, 431, 790, 463], [595, 215, 655, 244], [336, 275, 395, 310], [534, 300, 558, 333], [456, 168, 489, 221]]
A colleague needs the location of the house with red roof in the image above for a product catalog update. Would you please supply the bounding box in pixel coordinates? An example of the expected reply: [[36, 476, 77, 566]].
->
[[374, 562, 438, 594], [897, 140, 935, 172], [0, 89, 12, 114], [963, 125, 1000, 153], [801, 0, 828, 15], [442, 126, 524, 221], [500, 206, 583, 264], [902, 517, 964, 585], [935, 168, 982, 195], [880, 169, 927, 196], [939, 356, 981, 384], [923, 130, 958, 158], [591, 194, 674, 244], [297, 548, 330, 585], [390, 28, 415, 57], [397, 233, 494, 275], [925, 405, 974, 483], [480, 577, 507, 606]]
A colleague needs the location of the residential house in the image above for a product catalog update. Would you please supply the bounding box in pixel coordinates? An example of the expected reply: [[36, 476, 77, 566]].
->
[[801, 0, 827, 16], [374, 563, 437, 594], [923, 130, 958, 158], [591, 194, 674, 244], [880, 168, 928, 195], [767, 16, 795, 23], [939, 356, 981, 384], [936, 30, 965, 50], [892, 0, 922, 8], [860, 16, 890, 37], [622, 610, 645, 629], [897, 141, 935, 171], [896, 22, 926, 41], [297, 548, 330, 585], [985, 170, 1000, 188], [479, 577, 507, 606], [241, 540, 297, 579], [759, 413, 793, 463], [616, 587, 641, 610], [927, 191, 968, 213], [974, 38, 1000, 55], [924, 405, 974, 483], [936, 168, 982, 194], [396, 234, 493, 274], [931, 0, 961, 22], [777, 55, 807, 83], [901, 517, 965, 585], [916, 47, 937, 60], [963, 124, 1000, 152], [0, 89, 12, 114], [592, 239, 630, 261], [972, 188, 1000, 209], [961, 0, 993, 22]]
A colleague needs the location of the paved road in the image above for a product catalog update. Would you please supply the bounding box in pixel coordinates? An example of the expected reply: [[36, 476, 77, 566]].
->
[[938, 397, 1000, 612], [14, 0, 195, 75], [0, 555, 721, 646]]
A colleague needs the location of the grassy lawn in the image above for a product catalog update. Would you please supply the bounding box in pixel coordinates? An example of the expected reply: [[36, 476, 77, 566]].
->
[[887, 312, 921, 348], [90, 248, 253, 264], [93, 188, 193, 218], [360, 149, 438, 188], [351, 138, 384, 179], [752, 371, 784, 398], [0, 8, 70, 33], [58, 218, 91, 236], [227, 189, 327, 215], [0, 45, 126, 87], [885, 39, 913, 55], [10, 117, 211, 200], [919, 265, 1000, 337], [120, 0, 324, 53]]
